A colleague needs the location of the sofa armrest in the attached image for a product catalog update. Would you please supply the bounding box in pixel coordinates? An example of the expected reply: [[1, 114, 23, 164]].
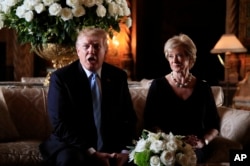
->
[[205, 136, 242, 163]]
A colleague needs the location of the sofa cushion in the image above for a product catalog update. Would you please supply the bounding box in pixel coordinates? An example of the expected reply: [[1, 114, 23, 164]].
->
[[211, 86, 224, 107], [129, 86, 149, 136], [0, 141, 43, 166], [2, 87, 52, 140], [138, 79, 224, 107], [206, 136, 242, 163], [218, 106, 250, 147], [0, 88, 19, 141]]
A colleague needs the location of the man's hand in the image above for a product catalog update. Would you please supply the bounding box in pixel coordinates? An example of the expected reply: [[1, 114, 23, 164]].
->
[[91, 152, 129, 166], [114, 153, 129, 166], [92, 151, 115, 166]]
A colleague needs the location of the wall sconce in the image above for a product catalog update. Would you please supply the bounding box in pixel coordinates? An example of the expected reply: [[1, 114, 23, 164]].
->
[[105, 24, 133, 79], [107, 35, 120, 56], [210, 33, 247, 106]]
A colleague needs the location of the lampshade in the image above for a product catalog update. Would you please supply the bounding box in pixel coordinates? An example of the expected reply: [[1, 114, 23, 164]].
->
[[210, 34, 247, 54]]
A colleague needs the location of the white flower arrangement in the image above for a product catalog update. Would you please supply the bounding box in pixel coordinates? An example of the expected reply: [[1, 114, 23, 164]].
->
[[0, 0, 132, 46], [129, 129, 197, 166]]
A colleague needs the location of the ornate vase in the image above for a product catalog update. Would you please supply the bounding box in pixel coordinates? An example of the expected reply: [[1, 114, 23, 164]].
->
[[32, 43, 78, 85]]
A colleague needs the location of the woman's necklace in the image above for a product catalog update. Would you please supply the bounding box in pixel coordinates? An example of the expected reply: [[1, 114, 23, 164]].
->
[[170, 72, 192, 88]]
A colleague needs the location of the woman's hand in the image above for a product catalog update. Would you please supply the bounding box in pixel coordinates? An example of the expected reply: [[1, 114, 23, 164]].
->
[[194, 139, 206, 149], [183, 135, 199, 147], [183, 135, 206, 149]]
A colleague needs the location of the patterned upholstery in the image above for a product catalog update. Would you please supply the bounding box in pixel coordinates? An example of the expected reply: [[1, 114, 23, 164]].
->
[[0, 86, 50, 166], [0, 88, 19, 142], [0, 141, 43, 166], [0, 81, 246, 165], [233, 71, 250, 110], [218, 106, 250, 147], [2, 86, 51, 140]]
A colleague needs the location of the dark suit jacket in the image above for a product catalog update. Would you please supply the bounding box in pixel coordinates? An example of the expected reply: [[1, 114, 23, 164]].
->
[[39, 60, 137, 160]]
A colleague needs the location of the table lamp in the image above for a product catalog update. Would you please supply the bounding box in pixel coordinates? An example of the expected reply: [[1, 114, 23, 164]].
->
[[210, 33, 247, 106]]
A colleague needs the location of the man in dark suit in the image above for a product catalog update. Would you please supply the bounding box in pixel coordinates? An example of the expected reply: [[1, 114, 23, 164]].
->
[[39, 27, 137, 166]]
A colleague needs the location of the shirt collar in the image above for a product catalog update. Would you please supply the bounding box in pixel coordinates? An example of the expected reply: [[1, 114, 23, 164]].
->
[[82, 65, 102, 78]]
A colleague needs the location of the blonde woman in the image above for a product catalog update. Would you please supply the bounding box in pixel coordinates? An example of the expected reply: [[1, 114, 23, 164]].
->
[[144, 34, 220, 163]]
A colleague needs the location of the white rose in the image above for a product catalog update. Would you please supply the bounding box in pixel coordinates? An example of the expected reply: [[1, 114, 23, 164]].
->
[[176, 153, 188, 166], [120, 0, 127, 5], [105, 0, 112, 3], [1, 2, 11, 14], [66, 0, 80, 7], [160, 150, 175, 166], [0, 13, 4, 20], [0, 3, 2, 12], [165, 140, 178, 152], [125, 17, 132, 28], [0, 20, 4, 29], [167, 132, 176, 141], [60, 7, 73, 21], [72, 6, 85, 17], [23, 0, 34, 11], [149, 140, 164, 153], [49, 3, 62, 16], [108, 2, 119, 16], [150, 155, 161, 166], [147, 132, 161, 142], [95, 0, 103, 5], [161, 132, 169, 140], [16, 5, 26, 18], [122, 6, 130, 16], [83, 0, 96, 8], [128, 150, 135, 162], [5, 0, 18, 7], [117, 6, 123, 16], [175, 139, 184, 149], [134, 139, 147, 152], [29, 0, 41, 6], [176, 152, 196, 166], [115, 0, 122, 5], [34, 3, 45, 14], [96, 4, 106, 17], [24, 10, 34, 22], [42, 0, 54, 6]]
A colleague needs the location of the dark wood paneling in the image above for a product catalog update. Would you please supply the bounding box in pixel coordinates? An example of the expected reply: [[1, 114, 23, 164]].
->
[[135, 0, 226, 85]]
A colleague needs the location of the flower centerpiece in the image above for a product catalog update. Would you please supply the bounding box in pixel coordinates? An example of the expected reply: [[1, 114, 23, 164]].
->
[[0, 0, 131, 85], [0, 0, 132, 46], [129, 129, 197, 166]]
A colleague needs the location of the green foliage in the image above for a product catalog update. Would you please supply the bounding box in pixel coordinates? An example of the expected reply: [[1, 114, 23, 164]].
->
[[134, 150, 152, 166], [0, 0, 131, 46]]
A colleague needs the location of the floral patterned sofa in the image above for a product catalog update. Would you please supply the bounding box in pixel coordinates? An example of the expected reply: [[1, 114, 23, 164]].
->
[[0, 80, 249, 166]]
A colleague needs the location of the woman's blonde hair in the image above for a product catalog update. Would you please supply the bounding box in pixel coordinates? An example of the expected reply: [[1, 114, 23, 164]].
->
[[164, 34, 197, 69]]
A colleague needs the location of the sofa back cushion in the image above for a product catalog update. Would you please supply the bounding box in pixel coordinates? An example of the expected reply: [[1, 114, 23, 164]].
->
[[0, 81, 224, 141], [1, 86, 52, 140], [218, 106, 250, 147], [138, 79, 224, 107], [211, 86, 224, 107], [0, 87, 19, 141]]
